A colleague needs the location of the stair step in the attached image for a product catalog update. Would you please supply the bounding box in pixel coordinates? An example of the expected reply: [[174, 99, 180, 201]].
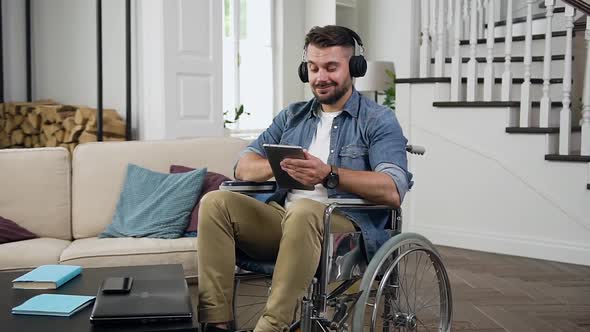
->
[[487, 7, 566, 28], [433, 101, 563, 107], [396, 77, 563, 84], [433, 101, 517, 107], [505, 126, 582, 134], [545, 154, 590, 162], [459, 30, 568, 45], [462, 77, 564, 84], [396, 77, 451, 84], [430, 55, 567, 64]]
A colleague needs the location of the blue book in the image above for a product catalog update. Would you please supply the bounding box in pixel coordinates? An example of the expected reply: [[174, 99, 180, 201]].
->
[[12, 265, 82, 289], [12, 294, 95, 317]]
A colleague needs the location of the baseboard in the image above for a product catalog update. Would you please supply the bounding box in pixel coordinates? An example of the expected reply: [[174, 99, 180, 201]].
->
[[410, 224, 590, 266]]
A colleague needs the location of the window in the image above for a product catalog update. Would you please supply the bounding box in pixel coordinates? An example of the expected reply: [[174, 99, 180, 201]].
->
[[223, 0, 274, 132]]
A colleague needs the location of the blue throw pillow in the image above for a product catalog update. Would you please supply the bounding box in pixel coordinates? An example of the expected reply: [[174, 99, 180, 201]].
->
[[100, 164, 207, 239]]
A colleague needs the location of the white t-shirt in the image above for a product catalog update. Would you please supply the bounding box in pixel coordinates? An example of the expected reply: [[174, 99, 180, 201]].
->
[[284, 110, 342, 209]]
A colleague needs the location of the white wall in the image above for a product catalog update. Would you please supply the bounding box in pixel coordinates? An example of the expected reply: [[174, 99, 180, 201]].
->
[[357, 0, 420, 77], [397, 83, 590, 266], [3, 0, 138, 135], [274, 0, 305, 111], [2, 0, 27, 102]]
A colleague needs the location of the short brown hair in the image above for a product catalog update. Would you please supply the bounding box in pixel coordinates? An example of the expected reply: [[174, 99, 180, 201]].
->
[[304, 25, 360, 50]]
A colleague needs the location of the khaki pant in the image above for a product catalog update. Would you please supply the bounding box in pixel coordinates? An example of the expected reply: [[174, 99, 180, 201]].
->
[[197, 191, 355, 332]]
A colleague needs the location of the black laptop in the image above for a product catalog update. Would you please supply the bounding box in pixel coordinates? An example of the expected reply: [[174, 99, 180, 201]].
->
[[90, 278, 193, 325]]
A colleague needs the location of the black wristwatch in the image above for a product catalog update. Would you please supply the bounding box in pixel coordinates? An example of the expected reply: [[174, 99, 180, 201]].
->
[[322, 165, 339, 189]]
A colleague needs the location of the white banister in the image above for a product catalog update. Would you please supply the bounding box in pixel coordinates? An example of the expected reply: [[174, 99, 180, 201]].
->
[[519, 0, 534, 127], [540, 0, 555, 128], [451, 0, 463, 100], [420, 0, 432, 78], [431, 0, 437, 41], [435, 0, 447, 76], [477, 0, 484, 39], [559, 5, 575, 155], [463, 0, 470, 39], [467, 0, 478, 101], [483, 0, 495, 101], [448, 0, 454, 33], [582, 17, 590, 156], [501, 0, 513, 101]]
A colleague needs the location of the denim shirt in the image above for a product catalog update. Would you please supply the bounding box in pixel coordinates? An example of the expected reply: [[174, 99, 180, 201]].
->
[[239, 90, 413, 259]]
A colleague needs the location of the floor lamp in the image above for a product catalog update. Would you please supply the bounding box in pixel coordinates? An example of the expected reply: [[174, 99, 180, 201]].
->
[[354, 61, 395, 103]]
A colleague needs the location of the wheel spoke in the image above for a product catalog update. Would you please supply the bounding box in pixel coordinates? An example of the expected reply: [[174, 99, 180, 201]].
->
[[352, 235, 452, 332]]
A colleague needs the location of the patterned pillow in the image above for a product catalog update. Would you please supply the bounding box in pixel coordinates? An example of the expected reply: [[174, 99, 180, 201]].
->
[[99, 164, 207, 239], [170, 165, 231, 232], [0, 216, 37, 244]]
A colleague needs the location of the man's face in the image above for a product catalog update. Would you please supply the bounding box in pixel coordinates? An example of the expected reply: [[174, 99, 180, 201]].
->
[[306, 44, 353, 105]]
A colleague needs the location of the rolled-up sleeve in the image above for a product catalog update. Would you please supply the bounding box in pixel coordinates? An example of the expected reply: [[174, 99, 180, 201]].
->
[[368, 110, 414, 203], [375, 163, 411, 202]]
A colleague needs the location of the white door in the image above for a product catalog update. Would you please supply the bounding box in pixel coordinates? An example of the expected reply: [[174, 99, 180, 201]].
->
[[162, 0, 223, 138]]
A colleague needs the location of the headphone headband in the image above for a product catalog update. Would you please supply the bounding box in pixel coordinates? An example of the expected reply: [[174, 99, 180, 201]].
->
[[299, 26, 367, 83]]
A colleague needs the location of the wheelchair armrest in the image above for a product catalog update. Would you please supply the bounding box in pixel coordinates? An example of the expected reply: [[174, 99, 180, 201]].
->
[[326, 197, 392, 210], [219, 180, 277, 193]]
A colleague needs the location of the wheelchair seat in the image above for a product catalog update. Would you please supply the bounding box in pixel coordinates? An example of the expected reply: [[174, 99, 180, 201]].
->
[[235, 250, 276, 275]]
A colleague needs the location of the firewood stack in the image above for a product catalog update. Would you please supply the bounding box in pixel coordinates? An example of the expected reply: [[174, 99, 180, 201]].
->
[[0, 100, 126, 153]]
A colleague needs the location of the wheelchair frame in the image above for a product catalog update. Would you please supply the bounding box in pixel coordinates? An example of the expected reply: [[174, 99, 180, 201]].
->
[[226, 145, 453, 332]]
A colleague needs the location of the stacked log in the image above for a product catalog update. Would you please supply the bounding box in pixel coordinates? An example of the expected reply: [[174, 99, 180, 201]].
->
[[0, 101, 125, 153]]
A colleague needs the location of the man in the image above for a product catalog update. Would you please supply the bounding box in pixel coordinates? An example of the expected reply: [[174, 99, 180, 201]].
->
[[197, 25, 412, 332]]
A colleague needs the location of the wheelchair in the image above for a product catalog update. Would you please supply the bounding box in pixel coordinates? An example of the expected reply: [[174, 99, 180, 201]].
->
[[221, 145, 453, 332]]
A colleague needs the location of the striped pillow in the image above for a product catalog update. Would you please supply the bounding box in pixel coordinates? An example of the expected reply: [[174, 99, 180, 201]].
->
[[0, 216, 37, 244]]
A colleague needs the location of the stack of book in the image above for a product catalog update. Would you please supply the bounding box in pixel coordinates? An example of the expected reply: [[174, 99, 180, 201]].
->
[[11, 264, 95, 317]]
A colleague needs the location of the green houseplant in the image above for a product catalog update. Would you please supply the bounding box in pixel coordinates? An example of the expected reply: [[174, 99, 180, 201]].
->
[[382, 69, 396, 111], [223, 104, 250, 128]]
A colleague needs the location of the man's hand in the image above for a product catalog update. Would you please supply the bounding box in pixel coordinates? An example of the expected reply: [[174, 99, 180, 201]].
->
[[280, 151, 331, 187]]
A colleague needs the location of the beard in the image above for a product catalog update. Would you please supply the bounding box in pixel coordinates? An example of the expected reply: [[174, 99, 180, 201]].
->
[[311, 80, 352, 105]]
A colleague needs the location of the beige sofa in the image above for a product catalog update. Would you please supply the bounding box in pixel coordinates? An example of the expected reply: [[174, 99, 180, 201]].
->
[[0, 137, 249, 278]]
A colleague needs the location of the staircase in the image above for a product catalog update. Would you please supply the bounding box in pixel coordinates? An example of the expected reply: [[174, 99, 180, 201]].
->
[[396, 0, 590, 266]]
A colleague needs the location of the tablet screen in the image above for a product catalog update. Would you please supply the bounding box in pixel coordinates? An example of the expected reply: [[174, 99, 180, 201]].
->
[[263, 144, 315, 191]]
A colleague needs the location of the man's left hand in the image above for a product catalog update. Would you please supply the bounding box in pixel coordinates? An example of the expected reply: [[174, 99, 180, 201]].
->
[[280, 151, 330, 186]]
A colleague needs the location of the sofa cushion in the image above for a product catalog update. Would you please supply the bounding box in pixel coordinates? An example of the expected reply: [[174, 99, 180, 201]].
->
[[0, 216, 37, 244], [100, 164, 206, 239], [0, 238, 71, 271], [59, 237, 198, 277], [72, 137, 249, 239], [170, 166, 231, 232], [0, 148, 71, 240]]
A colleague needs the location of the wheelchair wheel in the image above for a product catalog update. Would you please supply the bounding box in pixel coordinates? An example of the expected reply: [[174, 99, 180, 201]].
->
[[351, 233, 452, 332], [233, 275, 272, 331]]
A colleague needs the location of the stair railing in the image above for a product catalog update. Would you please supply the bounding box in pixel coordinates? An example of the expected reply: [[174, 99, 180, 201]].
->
[[467, 0, 478, 101], [520, 0, 534, 127], [540, 0, 555, 127], [451, 0, 463, 100], [435, 0, 447, 76], [559, 5, 575, 154], [582, 17, 590, 155], [484, 0, 495, 101], [415, 0, 590, 157], [420, 0, 432, 78], [501, 0, 513, 101]]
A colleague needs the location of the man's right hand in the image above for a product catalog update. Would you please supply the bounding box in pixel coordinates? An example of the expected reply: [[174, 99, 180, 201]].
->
[[235, 152, 274, 181]]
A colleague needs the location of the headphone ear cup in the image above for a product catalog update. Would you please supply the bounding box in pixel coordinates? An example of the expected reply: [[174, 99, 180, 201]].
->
[[298, 62, 309, 83], [349, 55, 367, 78]]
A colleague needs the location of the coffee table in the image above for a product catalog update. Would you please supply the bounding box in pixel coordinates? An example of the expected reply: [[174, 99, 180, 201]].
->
[[0, 264, 200, 331]]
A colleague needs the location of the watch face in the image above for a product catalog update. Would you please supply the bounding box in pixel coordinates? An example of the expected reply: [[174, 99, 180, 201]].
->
[[327, 175, 339, 189]]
